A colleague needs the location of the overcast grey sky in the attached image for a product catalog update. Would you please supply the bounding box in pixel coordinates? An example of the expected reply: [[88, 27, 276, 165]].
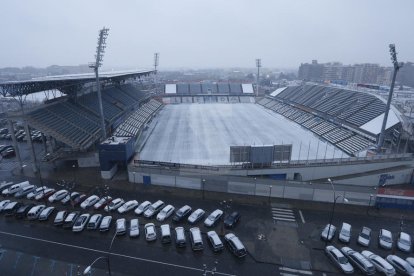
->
[[2, 0, 413, 69]]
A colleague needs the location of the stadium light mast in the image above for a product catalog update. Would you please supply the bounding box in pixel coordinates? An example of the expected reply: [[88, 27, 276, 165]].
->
[[89, 27, 110, 140], [377, 44, 403, 152], [154, 53, 159, 94], [256, 59, 261, 97]]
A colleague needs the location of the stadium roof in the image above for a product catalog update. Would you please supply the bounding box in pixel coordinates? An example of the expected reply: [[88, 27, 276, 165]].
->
[[0, 70, 154, 97]]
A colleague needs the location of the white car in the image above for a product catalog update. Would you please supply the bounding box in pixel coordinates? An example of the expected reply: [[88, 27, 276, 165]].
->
[[361, 250, 395, 276], [87, 214, 103, 230], [39, 206, 55, 221], [104, 198, 125, 212], [61, 192, 79, 205], [145, 223, 157, 241], [143, 200, 165, 218], [321, 224, 336, 241], [0, 200, 11, 212], [99, 216, 112, 232], [204, 209, 224, 227], [118, 200, 139, 214], [48, 189, 69, 203], [94, 196, 112, 210], [134, 201, 151, 215], [339, 222, 351, 243], [357, 227, 371, 247], [54, 210, 68, 226], [129, 219, 139, 238], [72, 214, 90, 232], [27, 186, 47, 200], [341, 247, 375, 275], [207, 230, 224, 252], [188, 208, 205, 224], [325, 245, 354, 274], [397, 232, 412, 252], [27, 205, 46, 220], [116, 218, 126, 235], [386, 255, 414, 276], [34, 188, 55, 200], [80, 195, 100, 209], [379, 229, 393, 250], [156, 205, 175, 222]]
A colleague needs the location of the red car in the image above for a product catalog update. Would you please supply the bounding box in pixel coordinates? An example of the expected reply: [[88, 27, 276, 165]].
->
[[35, 188, 56, 200], [72, 194, 87, 206]]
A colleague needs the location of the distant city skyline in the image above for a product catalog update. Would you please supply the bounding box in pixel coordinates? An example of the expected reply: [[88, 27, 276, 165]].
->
[[1, 0, 413, 69]]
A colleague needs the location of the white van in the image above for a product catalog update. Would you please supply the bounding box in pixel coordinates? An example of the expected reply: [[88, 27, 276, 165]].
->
[[27, 205, 46, 220], [2, 181, 30, 196], [189, 227, 204, 251], [160, 224, 171, 244]]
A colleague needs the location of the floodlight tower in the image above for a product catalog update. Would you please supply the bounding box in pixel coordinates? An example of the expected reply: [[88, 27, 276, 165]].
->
[[154, 53, 159, 94], [256, 59, 261, 97], [89, 27, 110, 139], [377, 44, 403, 152]]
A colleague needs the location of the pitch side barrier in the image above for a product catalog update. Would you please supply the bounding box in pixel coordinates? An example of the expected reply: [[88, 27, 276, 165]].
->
[[135, 160, 220, 171]]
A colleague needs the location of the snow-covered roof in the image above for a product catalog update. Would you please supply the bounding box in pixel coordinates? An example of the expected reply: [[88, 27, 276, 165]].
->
[[360, 110, 400, 135], [270, 87, 287, 97]]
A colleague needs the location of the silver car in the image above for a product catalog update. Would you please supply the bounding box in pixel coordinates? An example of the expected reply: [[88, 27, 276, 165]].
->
[[325, 245, 354, 274], [341, 247, 375, 275], [379, 229, 393, 250], [386, 255, 414, 276], [361, 250, 395, 276], [321, 224, 336, 241], [397, 232, 412, 252], [357, 226, 371, 247], [339, 222, 351, 243]]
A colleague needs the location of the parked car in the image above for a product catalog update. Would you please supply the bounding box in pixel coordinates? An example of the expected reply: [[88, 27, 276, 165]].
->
[[134, 201, 151, 215], [204, 209, 223, 227], [35, 188, 55, 201], [27, 205, 46, 220], [27, 186, 47, 200], [87, 214, 103, 230], [48, 190, 69, 203], [321, 224, 336, 241], [386, 255, 414, 276], [3, 181, 30, 196], [207, 231, 224, 252], [361, 250, 396, 276], [118, 200, 139, 214], [80, 195, 100, 209], [157, 204, 175, 222], [160, 224, 172, 244], [72, 194, 87, 206], [189, 227, 204, 251], [144, 200, 165, 218], [129, 219, 139, 238], [339, 222, 352, 243], [172, 205, 192, 223], [104, 198, 125, 212], [116, 218, 127, 235], [14, 185, 36, 198], [3, 201, 22, 216], [61, 192, 79, 205], [145, 223, 157, 241], [0, 200, 11, 212], [99, 216, 112, 232], [357, 227, 372, 247], [188, 208, 205, 224], [325, 245, 354, 274], [224, 233, 247, 258], [406, 257, 414, 269], [72, 214, 90, 232], [63, 211, 80, 229], [94, 196, 112, 210], [224, 211, 241, 228], [54, 210, 68, 226], [15, 203, 35, 219], [175, 227, 186, 248], [397, 232, 412, 253], [2, 147, 15, 158], [341, 247, 375, 275], [379, 229, 393, 250], [38, 206, 55, 221], [0, 182, 14, 193]]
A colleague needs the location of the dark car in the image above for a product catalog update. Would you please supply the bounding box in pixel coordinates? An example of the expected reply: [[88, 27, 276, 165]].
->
[[0, 145, 13, 153], [224, 211, 241, 228], [4, 202, 22, 216], [72, 194, 87, 206], [15, 203, 35, 219], [1, 148, 15, 158]]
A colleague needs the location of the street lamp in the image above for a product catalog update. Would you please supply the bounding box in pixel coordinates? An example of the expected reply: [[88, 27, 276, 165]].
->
[[268, 185, 273, 203], [202, 179, 206, 200], [326, 178, 348, 246], [84, 230, 117, 275], [220, 200, 232, 235], [367, 194, 374, 215]]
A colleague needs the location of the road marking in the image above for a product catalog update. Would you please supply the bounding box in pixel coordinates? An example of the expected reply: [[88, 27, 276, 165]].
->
[[31, 256, 39, 276], [280, 273, 297, 276], [280, 266, 313, 275], [272, 207, 294, 213], [298, 210, 305, 224], [13, 252, 22, 271], [271, 207, 297, 223], [272, 217, 296, 222], [0, 230, 235, 276]]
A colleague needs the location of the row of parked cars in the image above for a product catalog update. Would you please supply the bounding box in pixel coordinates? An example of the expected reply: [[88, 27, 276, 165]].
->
[[321, 223, 413, 253], [0, 181, 242, 229], [0, 128, 43, 142], [325, 245, 414, 275]]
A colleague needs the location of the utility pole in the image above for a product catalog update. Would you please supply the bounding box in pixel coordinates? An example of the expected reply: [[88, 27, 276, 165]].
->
[[256, 59, 261, 97], [89, 27, 110, 140], [377, 44, 403, 152], [154, 53, 159, 94]]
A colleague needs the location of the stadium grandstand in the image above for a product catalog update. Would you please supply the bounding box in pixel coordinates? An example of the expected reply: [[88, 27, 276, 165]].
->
[[258, 83, 405, 156]]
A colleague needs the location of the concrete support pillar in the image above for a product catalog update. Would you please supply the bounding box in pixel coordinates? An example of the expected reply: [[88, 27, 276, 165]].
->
[[41, 133, 47, 153], [24, 122, 38, 173], [7, 120, 23, 169]]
